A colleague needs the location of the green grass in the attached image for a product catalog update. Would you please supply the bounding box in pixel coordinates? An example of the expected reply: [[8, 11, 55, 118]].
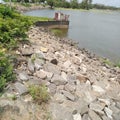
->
[[29, 84, 50, 104]]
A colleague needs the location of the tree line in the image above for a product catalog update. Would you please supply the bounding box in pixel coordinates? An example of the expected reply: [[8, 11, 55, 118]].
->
[[5, 0, 120, 10]]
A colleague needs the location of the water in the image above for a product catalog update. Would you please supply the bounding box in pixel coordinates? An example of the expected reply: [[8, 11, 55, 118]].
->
[[24, 9, 120, 63]]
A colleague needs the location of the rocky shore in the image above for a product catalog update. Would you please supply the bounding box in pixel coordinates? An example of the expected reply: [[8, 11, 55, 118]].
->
[[0, 26, 120, 120], [11, 3, 49, 13]]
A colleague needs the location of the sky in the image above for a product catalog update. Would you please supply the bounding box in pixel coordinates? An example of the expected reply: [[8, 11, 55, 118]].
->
[[67, 0, 120, 7]]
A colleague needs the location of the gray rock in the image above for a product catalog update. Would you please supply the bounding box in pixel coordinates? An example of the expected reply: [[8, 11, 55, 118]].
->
[[21, 48, 33, 56], [44, 63, 61, 75], [109, 104, 120, 114], [14, 82, 28, 95], [102, 115, 111, 120], [113, 112, 120, 120], [49, 103, 73, 120], [82, 114, 91, 120], [89, 110, 102, 120], [34, 59, 44, 70], [104, 107, 113, 119], [28, 76, 42, 85], [89, 102, 105, 115], [48, 83, 57, 94], [46, 71, 53, 80], [116, 102, 120, 109], [33, 51, 45, 59], [54, 93, 66, 103], [51, 74, 67, 86], [98, 98, 110, 106], [28, 59, 34, 73], [19, 72, 29, 81], [62, 90, 75, 101], [64, 83, 76, 93], [35, 70, 47, 79]]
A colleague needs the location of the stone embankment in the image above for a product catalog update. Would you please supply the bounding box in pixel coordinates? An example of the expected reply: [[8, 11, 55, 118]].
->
[[11, 3, 49, 13], [0, 26, 120, 120]]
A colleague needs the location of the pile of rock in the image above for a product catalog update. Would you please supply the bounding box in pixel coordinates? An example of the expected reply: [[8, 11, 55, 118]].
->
[[0, 26, 120, 120]]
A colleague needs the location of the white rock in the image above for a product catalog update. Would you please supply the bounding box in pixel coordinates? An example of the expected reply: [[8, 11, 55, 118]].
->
[[73, 113, 81, 120], [92, 85, 105, 94], [98, 98, 110, 106], [64, 60, 72, 68], [104, 107, 113, 119]]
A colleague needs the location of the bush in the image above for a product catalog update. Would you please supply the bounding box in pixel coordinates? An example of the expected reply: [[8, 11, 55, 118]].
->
[[0, 52, 15, 92], [29, 85, 50, 104]]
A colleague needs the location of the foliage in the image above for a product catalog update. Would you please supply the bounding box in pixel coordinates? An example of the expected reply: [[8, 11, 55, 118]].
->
[[0, 5, 32, 49], [0, 52, 15, 92], [47, 0, 54, 8], [29, 84, 50, 104], [70, 0, 79, 9]]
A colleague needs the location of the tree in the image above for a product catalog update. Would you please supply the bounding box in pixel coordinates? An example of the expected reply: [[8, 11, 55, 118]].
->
[[70, 0, 79, 9], [47, 0, 54, 9], [80, 0, 92, 10]]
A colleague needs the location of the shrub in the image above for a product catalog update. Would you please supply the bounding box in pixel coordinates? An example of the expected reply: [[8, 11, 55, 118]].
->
[[0, 52, 15, 92], [29, 84, 50, 104]]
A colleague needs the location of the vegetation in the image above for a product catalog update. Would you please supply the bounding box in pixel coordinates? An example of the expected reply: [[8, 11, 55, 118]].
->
[[29, 85, 50, 104], [0, 4, 49, 93], [0, 52, 15, 92]]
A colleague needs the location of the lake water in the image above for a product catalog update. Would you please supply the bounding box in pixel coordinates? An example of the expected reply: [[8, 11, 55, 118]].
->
[[24, 9, 120, 63]]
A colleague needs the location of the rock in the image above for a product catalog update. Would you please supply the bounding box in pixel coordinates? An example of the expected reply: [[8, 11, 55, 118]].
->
[[76, 74, 88, 83], [104, 107, 113, 119], [28, 76, 42, 85], [40, 47, 48, 53], [89, 102, 105, 115], [21, 48, 33, 56], [116, 102, 120, 109], [61, 72, 68, 81], [89, 110, 102, 120], [19, 72, 29, 81], [54, 93, 66, 104], [92, 85, 105, 94], [80, 64, 87, 73], [51, 74, 67, 86], [112, 112, 120, 120], [48, 83, 57, 94], [45, 71, 53, 80], [50, 59, 58, 65], [73, 56, 82, 65], [102, 115, 111, 120], [44, 63, 61, 75], [63, 60, 72, 68], [62, 90, 75, 101], [98, 98, 110, 106], [28, 59, 34, 73], [14, 82, 28, 95], [82, 114, 91, 120], [64, 83, 76, 93], [73, 113, 81, 120], [109, 104, 120, 114], [34, 59, 45, 70], [32, 51, 45, 60], [49, 103, 73, 120], [35, 70, 47, 79]]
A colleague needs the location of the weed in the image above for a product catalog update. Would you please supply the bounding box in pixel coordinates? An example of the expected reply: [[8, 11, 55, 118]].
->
[[29, 84, 50, 104]]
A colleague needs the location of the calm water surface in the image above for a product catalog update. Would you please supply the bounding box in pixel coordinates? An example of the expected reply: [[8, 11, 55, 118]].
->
[[24, 9, 120, 63]]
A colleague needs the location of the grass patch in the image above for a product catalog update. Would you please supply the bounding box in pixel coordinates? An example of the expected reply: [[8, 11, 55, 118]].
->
[[29, 84, 50, 104], [50, 28, 68, 37]]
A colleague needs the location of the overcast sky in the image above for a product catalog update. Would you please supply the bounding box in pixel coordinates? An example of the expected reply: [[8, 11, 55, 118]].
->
[[68, 0, 120, 7]]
